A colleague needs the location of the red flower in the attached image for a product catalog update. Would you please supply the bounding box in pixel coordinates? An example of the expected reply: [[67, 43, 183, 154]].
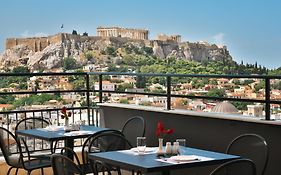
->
[[165, 128, 174, 134], [156, 121, 174, 138], [61, 107, 71, 120]]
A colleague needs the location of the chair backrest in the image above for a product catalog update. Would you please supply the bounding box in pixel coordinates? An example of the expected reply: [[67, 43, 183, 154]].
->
[[210, 158, 257, 175], [15, 117, 50, 132], [0, 126, 23, 167], [15, 117, 51, 152], [87, 132, 133, 154], [51, 154, 85, 175], [226, 134, 268, 175], [121, 116, 146, 147], [81, 129, 125, 164]]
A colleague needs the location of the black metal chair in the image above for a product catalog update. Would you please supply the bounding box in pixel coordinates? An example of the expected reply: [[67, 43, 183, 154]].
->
[[0, 126, 51, 175], [121, 116, 146, 147], [51, 153, 85, 175], [226, 134, 268, 175], [59, 129, 128, 175], [87, 131, 133, 175], [209, 158, 257, 175], [15, 117, 57, 156]]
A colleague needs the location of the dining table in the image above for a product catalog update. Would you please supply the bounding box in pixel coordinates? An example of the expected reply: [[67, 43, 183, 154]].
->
[[88, 146, 240, 175], [15, 125, 109, 159]]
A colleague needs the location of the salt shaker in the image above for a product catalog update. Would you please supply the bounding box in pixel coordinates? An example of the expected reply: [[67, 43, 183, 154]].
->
[[172, 141, 179, 155], [166, 142, 172, 155]]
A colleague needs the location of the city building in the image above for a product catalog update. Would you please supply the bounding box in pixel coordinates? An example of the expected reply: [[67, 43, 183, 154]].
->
[[247, 104, 263, 117]]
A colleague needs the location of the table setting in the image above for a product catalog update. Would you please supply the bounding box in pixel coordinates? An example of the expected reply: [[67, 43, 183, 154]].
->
[[122, 121, 215, 165]]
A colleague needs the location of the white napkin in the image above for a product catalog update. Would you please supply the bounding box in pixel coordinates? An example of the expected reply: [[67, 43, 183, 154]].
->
[[156, 155, 213, 164], [119, 147, 157, 155], [44, 125, 64, 131], [63, 130, 94, 136], [169, 155, 199, 162], [130, 147, 157, 153]]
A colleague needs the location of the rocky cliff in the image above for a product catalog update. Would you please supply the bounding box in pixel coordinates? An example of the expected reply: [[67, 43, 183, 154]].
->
[[0, 33, 232, 72]]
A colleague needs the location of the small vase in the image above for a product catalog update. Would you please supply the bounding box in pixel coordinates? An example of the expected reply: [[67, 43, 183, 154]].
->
[[64, 118, 71, 132], [156, 138, 165, 156]]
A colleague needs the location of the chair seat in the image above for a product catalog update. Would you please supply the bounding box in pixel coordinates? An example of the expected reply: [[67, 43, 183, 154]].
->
[[29, 151, 52, 160], [23, 158, 51, 170], [79, 164, 92, 174]]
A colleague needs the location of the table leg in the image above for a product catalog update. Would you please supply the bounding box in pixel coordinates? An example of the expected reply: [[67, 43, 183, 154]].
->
[[65, 138, 74, 159]]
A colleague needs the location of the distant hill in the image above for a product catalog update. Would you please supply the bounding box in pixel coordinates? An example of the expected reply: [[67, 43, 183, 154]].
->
[[0, 33, 232, 72]]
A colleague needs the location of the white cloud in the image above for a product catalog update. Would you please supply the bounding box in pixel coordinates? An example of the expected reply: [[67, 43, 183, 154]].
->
[[212, 33, 225, 46], [21, 30, 48, 38]]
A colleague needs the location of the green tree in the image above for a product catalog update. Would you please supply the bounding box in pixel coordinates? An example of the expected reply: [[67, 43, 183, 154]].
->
[[272, 81, 281, 90], [12, 66, 30, 73], [84, 52, 93, 61], [140, 46, 153, 55], [82, 32, 88, 36], [255, 81, 265, 92], [63, 57, 79, 71], [119, 99, 129, 104], [207, 88, 226, 98], [232, 101, 253, 110], [105, 46, 116, 56], [72, 30, 78, 35], [136, 76, 146, 88], [0, 94, 15, 104], [12, 94, 57, 108], [117, 83, 134, 92]]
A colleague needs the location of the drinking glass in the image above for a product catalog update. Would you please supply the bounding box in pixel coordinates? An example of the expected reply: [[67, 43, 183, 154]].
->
[[49, 116, 57, 130], [137, 137, 146, 155], [50, 115, 57, 125], [176, 138, 186, 155]]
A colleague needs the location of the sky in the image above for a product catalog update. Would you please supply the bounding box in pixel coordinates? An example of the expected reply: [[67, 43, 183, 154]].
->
[[0, 0, 280, 69]]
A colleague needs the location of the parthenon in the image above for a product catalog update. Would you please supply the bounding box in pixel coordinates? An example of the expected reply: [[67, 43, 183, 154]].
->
[[97, 26, 149, 40]]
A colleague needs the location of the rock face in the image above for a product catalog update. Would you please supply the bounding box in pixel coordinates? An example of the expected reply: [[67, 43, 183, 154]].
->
[[0, 33, 232, 72]]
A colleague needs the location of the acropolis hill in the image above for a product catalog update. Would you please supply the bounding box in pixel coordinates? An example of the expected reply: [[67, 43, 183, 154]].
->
[[1, 27, 232, 71], [6, 27, 181, 52]]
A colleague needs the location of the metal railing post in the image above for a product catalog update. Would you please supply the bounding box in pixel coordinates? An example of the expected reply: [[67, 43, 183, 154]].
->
[[166, 75, 171, 110], [86, 74, 91, 124], [99, 74, 103, 103], [265, 77, 271, 120]]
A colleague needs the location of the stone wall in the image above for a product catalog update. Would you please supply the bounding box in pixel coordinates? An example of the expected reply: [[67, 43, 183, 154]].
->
[[6, 33, 63, 52], [5, 33, 124, 52], [157, 34, 181, 42]]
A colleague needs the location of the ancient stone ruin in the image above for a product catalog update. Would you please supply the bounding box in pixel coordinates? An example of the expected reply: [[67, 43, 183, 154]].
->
[[97, 26, 149, 40]]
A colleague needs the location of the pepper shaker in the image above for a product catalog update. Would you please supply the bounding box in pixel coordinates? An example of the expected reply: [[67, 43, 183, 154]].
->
[[172, 141, 179, 155], [166, 142, 172, 155]]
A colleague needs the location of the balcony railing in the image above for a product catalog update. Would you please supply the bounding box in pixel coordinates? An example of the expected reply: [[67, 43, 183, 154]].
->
[[89, 72, 281, 120], [0, 71, 280, 175], [0, 72, 280, 155], [0, 72, 280, 119]]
